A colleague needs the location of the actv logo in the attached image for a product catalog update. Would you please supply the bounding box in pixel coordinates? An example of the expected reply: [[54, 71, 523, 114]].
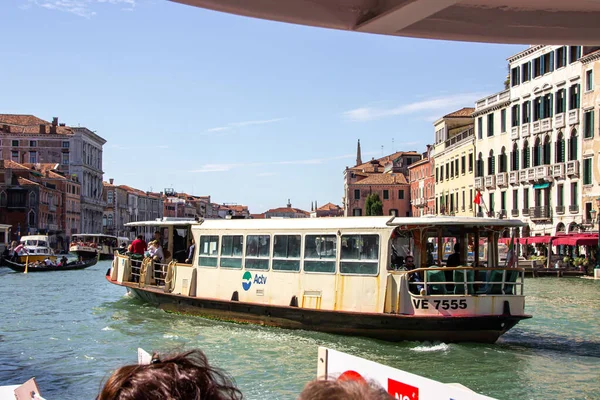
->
[[388, 378, 419, 400], [241, 271, 268, 291]]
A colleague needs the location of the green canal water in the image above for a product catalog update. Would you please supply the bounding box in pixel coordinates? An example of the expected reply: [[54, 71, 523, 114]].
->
[[1, 261, 599, 399]]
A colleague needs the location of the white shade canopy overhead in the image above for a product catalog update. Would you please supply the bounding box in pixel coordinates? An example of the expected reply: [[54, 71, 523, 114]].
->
[[171, 0, 600, 45]]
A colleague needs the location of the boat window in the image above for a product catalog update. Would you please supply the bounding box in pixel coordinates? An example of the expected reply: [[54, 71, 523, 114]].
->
[[245, 235, 271, 270], [304, 234, 336, 273], [340, 234, 379, 275], [198, 235, 219, 267], [273, 235, 301, 272], [220, 235, 243, 269]]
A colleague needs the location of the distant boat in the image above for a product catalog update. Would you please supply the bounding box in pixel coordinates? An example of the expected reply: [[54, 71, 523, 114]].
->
[[70, 234, 125, 260], [3, 257, 97, 273]]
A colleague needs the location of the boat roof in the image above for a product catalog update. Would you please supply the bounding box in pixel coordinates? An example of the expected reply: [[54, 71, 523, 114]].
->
[[73, 233, 118, 238], [192, 216, 525, 231], [20, 235, 50, 241], [125, 218, 199, 227]]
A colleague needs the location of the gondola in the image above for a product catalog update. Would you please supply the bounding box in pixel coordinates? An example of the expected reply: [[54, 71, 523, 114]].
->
[[3, 257, 98, 273]]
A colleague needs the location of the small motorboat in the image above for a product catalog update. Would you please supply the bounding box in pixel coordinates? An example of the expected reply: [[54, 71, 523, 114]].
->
[[4, 257, 98, 273]]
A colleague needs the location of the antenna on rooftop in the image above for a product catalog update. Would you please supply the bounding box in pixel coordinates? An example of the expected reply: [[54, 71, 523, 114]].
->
[[392, 138, 395, 152], [381, 145, 384, 157]]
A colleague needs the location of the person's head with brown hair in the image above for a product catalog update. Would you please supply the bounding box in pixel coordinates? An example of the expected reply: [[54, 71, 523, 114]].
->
[[297, 377, 392, 400], [97, 349, 243, 400]]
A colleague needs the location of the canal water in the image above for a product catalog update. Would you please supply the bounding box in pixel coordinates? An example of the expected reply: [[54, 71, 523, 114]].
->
[[0, 261, 599, 400]]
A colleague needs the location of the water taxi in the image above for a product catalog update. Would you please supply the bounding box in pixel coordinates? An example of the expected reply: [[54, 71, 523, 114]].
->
[[70, 234, 124, 260], [10, 235, 57, 263], [107, 216, 530, 343]]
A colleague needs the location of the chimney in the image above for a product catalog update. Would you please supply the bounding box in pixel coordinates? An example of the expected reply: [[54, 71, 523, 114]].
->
[[109, 178, 114, 185], [39, 124, 46, 134], [59, 123, 66, 127], [52, 117, 58, 127], [2, 124, 9, 133], [287, 198, 292, 208]]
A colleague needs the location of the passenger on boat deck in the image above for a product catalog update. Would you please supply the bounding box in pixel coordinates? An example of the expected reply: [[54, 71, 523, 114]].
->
[[130, 235, 147, 255], [148, 240, 164, 261], [446, 243, 461, 267], [97, 349, 243, 400], [298, 377, 392, 400], [185, 238, 195, 263], [153, 231, 163, 248], [44, 257, 54, 266]]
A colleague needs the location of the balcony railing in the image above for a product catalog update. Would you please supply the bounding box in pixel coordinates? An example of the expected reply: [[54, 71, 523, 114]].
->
[[485, 175, 496, 189], [568, 109, 579, 125], [519, 170, 528, 184], [567, 160, 580, 177], [474, 177, 484, 190], [522, 208, 530, 216], [475, 89, 510, 110], [569, 205, 579, 213], [521, 123, 530, 137], [532, 121, 541, 134], [555, 113, 565, 128], [552, 163, 565, 179], [530, 206, 551, 221], [509, 171, 519, 185], [534, 165, 553, 181], [526, 168, 536, 182], [444, 127, 474, 149], [555, 205, 565, 214], [496, 172, 508, 187], [510, 126, 519, 140], [511, 209, 519, 217], [541, 117, 552, 132]]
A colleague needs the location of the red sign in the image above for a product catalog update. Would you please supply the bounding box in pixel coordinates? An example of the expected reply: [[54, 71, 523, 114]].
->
[[388, 378, 419, 400]]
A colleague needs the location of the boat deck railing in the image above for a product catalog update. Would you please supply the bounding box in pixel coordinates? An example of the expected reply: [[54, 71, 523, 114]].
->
[[403, 266, 525, 296], [130, 258, 169, 287]]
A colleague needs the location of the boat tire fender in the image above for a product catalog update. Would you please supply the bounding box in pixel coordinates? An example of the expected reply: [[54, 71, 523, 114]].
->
[[231, 291, 239, 301], [503, 300, 511, 316], [290, 296, 298, 307]]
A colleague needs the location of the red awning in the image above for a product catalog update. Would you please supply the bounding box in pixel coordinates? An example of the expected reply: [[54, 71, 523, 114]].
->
[[552, 234, 599, 246], [521, 235, 554, 244], [498, 237, 519, 245]]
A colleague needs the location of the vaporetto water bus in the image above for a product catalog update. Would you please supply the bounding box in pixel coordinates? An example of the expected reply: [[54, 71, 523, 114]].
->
[[107, 216, 530, 343], [70, 234, 124, 260]]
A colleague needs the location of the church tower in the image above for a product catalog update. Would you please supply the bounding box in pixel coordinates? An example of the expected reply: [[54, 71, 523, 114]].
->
[[356, 139, 362, 166]]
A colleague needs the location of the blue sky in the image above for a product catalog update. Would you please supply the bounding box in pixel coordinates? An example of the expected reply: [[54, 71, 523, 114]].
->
[[2, 0, 526, 213]]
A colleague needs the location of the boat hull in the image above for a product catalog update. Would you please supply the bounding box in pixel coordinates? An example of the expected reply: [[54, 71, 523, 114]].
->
[[109, 276, 530, 343], [72, 249, 113, 260], [4, 258, 98, 272]]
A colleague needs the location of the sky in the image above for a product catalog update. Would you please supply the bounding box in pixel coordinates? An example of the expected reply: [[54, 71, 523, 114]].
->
[[2, 0, 527, 213]]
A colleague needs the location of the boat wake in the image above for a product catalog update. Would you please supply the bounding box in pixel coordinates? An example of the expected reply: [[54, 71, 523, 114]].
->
[[410, 343, 450, 353]]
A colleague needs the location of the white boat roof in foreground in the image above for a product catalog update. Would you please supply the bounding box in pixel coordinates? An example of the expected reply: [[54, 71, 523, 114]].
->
[[171, 0, 600, 45], [125, 218, 199, 227], [73, 233, 118, 238], [193, 215, 525, 231]]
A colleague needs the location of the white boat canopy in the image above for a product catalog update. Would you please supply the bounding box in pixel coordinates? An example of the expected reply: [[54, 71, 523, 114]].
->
[[171, 0, 600, 45]]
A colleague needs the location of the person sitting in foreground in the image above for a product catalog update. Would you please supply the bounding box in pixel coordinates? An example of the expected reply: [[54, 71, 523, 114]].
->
[[298, 376, 392, 400], [97, 349, 243, 400]]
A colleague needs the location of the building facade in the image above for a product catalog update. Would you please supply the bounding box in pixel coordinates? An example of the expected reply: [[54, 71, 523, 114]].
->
[[408, 145, 435, 217], [474, 45, 600, 236], [432, 108, 476, 216], [264, 200, 309, 218]]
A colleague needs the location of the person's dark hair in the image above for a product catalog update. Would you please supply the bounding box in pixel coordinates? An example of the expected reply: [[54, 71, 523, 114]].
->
[[298, 378, 392, 400], [97, 350, 243, 400], [454, 243, 460, 252], [136, 235, 143, 240]]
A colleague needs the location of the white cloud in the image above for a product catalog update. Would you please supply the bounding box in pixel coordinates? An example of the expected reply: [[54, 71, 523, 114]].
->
[[205, 118, 285, 133], [189, 153, 354, 173], [342, 92, 486, 122], [25, 0, 136, 18]]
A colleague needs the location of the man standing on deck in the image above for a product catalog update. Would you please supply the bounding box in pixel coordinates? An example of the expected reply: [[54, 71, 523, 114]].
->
[[130, 235, 147, 255]]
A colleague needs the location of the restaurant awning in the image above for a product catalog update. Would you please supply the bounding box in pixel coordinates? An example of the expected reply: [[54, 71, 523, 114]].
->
[[521, 235, 554, 244], [552, 234, 599, 247]]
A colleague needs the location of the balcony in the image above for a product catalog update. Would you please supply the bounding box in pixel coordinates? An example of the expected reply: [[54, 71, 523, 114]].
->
[[566, 160, 580, 177], [532, 121, 541, 134], [509, 171, 519, 185], [569, 205, 579, 213], [526, 168, 536, 182], [555, 113, 565, 128], [521, 123, 530, 137], [534, 165, 553, 181], [522, 208, 530, 216], [511, 209, 519, 217], [496, 172, 508, 187], [484, 175, 496, 189], [498, 209, 507, 219], [529, 206, 552, 221], [552, 163, 565, 179], [555, 205, 565, 214], [519, 170, 528, 184], [474, 177, 484, 190], [475, 89, 510, 110], [540, 117, 552, 132], [510, 126, 519, 140], [568, 109, 579, 125]]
